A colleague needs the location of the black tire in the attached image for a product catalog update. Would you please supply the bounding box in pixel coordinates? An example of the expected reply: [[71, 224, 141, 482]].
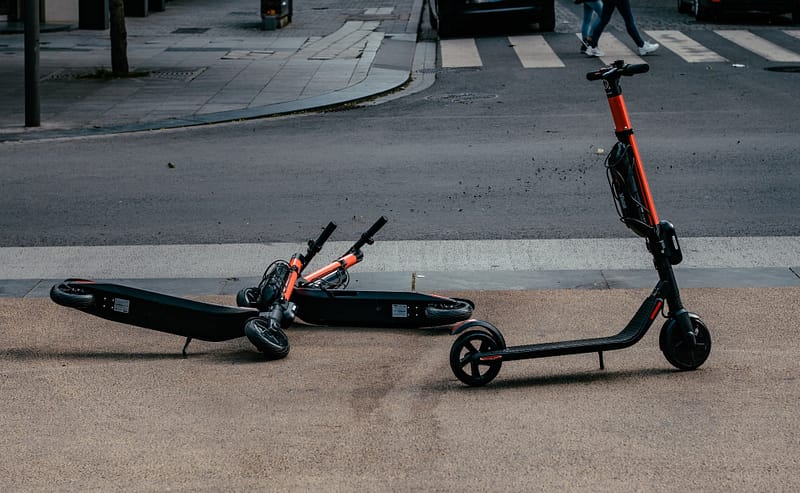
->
[[258, 261, 290, 309], [424, 298, 473, 325], [436, 1, 455, 38], [538, 1, 556, 32], [428, 0, 438, 31], [450, 330, 503, 386], [660, 315, 711, 370], [793, 5, 799, 23], [244, 317, 290, 359], [693, 0, 713, 21], [50, 280, 95, 310], [236, 287, 259, 308]]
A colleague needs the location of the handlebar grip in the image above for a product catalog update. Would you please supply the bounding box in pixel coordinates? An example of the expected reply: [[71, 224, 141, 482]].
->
[[624, 63, 650, 75], [314, 221, 337, 248], [365, 216, 388, 239], [345, 216, 388, 255], [303, 222, 337, 267], [586, 69, 606, 81], [586, 61, 649, 81]]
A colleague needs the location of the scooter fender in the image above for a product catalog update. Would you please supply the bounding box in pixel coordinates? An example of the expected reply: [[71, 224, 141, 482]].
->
[[450, 319, 507, 348], [659, 311, 701, 352]]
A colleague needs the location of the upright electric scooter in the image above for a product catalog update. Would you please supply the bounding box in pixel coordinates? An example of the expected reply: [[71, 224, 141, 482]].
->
[[449, 61, 712, 387]]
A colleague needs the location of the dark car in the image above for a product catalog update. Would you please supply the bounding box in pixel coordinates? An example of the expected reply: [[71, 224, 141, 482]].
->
[[429, 0, 556, 37], [677, 0, 799, 22]]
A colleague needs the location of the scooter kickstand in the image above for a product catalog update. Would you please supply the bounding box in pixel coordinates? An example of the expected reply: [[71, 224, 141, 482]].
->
[[598, 351, 605, 370], [182, 337, 193, 358]]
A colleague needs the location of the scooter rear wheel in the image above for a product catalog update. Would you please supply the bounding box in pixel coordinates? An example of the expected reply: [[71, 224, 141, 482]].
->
[[236, 287, 259, 308], [660, 315, 711, 370], [50, 279, 95, 310], [450, 330, 503, 386], [424, 298, 473, 325], [244, 317, 290, 359]]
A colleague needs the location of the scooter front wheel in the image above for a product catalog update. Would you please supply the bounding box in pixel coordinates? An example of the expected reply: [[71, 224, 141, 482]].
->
[[244, 317, 290, 359], [450, 330, 503, 386], [660, 315, 711, 370], [50, 279, 96, 310]]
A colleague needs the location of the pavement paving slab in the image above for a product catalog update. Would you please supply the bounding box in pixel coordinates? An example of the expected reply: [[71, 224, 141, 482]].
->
[[0, 0, 423, 141]]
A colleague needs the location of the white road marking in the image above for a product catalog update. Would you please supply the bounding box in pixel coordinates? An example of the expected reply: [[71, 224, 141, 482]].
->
[[440, 38, 482, 68], [646, 30, 727, 63], [716, 30, 800, 62], [508, 35, 564, 68], [784, 30, 800, 41]]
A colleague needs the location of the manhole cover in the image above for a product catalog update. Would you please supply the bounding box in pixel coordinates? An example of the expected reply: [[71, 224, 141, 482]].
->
[[764, 66, 800, 73], [172, 27, 210, 34], [425, 92, 498, 104]]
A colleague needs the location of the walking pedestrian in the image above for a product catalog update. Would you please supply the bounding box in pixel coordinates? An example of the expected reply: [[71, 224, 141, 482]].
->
[[576, 0, 603, 53], [584, 0, 659, 57]]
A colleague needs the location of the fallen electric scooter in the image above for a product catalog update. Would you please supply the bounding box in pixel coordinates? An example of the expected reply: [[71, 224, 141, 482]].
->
[[51, 218, 473, 358]]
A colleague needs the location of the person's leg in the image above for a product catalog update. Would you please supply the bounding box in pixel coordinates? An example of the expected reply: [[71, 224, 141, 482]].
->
[[615, 0, 644, 47], [581, 4, 593, 41], [582, 1, 603, 41], [587, 0, 616, 48]]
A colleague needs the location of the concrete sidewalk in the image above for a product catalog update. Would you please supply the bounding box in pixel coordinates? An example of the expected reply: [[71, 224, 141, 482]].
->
[[2, 287, 799, 491], [0, 0, 426, 141]]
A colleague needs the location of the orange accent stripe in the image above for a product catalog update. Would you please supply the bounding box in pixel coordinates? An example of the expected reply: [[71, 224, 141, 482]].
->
[[303, 262, 340, 283], [480, 355, 503, 362], [283, 258, 304, 300], [608, 95, 660, 225], [303, 253, 360, 283]]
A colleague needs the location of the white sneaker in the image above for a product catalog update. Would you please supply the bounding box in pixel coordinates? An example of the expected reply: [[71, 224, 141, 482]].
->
[[585, 46, 604, 57], [638, 41, 659, 56]]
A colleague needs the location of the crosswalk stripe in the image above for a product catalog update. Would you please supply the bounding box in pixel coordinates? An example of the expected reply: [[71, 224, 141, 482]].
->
[[364, 7, 394, 15], [438, 30, 800, 69], [646, 30, 727, 63], [440, 38, 482, 68], [716, 30, 800, 62], [508, 35, 564, 68]]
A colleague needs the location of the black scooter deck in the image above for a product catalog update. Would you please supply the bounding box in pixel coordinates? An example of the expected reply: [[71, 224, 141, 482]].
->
[[60, 282, 258, 342], [484, 295, 663, 362], [293, 288, 469, 328]]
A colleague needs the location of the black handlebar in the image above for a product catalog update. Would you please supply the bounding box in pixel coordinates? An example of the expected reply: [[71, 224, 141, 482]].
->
[[303, 221, 337, 267], [347, 216, 388, 255], [587, 60, 649, 81]]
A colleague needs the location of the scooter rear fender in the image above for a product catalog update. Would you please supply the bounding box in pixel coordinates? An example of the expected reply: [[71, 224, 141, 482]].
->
[[450, 319, 507, 348]]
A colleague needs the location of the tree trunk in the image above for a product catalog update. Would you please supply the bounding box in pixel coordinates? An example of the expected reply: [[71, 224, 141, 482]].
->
[[109, 0, 129, 75]]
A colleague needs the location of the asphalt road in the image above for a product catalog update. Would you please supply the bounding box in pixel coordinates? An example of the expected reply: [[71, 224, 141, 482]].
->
[[2, 6, 800, 246], [1, 82, 798, 246]]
